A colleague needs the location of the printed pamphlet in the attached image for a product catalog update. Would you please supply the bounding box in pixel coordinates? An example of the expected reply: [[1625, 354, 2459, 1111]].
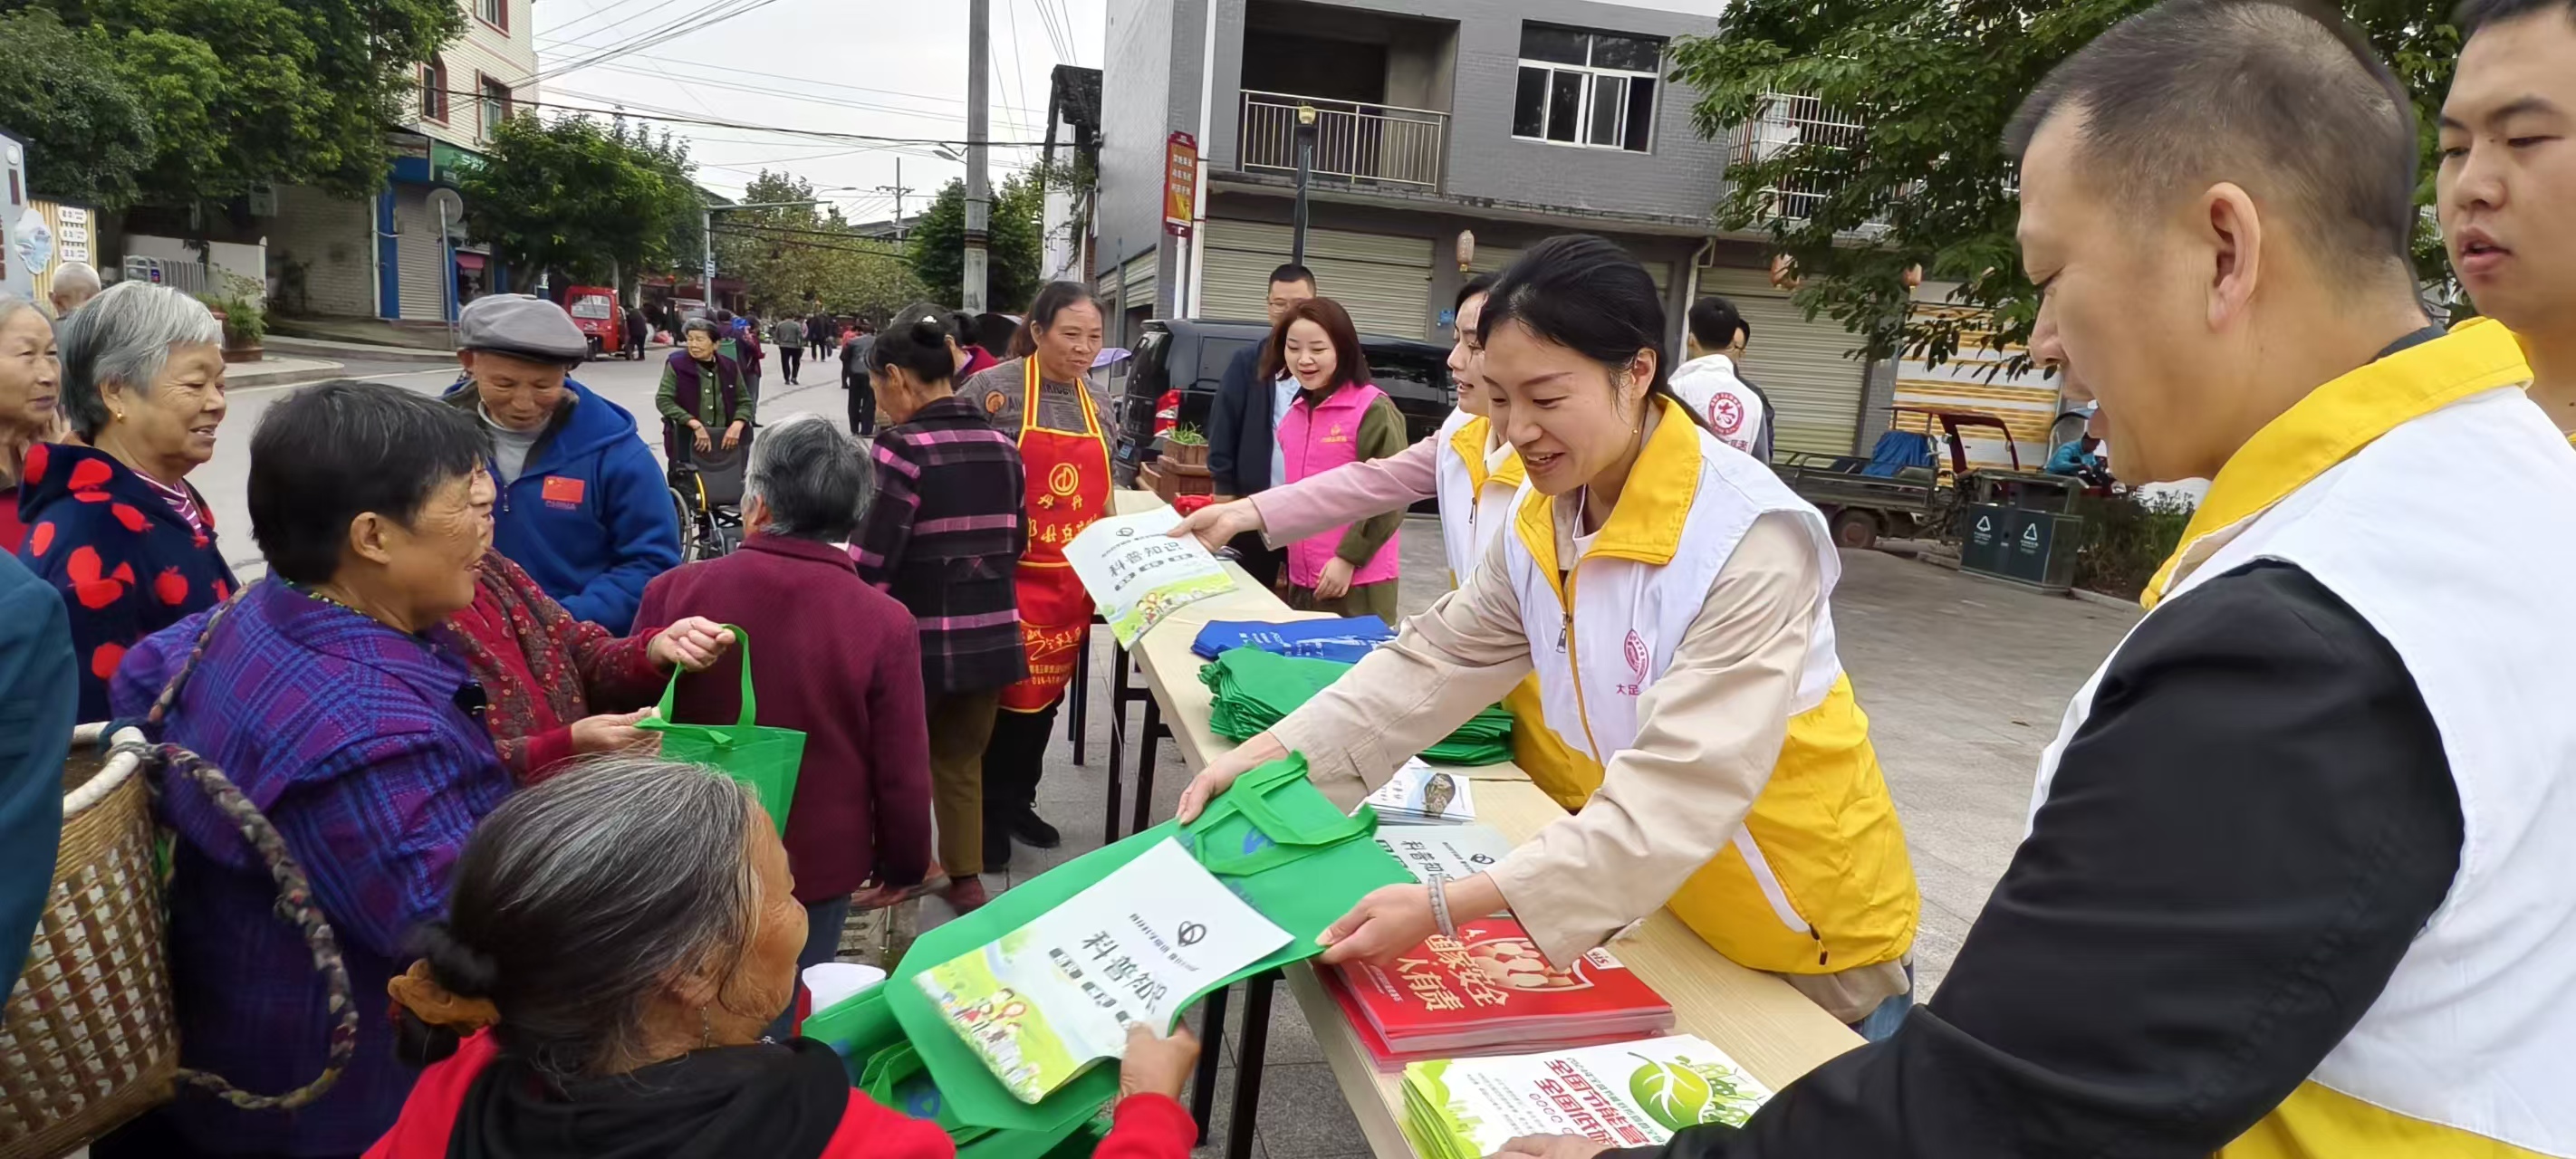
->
[[1365, 758, 1476, 824], [1065, 508, 1238, 647], [915, 838, 1291, 1103], [1401, 1035, 1772, 1159], [1373, 825, 1514, 905]]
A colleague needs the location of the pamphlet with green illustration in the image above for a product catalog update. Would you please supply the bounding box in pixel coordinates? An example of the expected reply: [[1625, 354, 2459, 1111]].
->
[[914, 838, 1292, 1104], [1066, 508, 1238, 647], [1399, 1035, 1773, 1159]]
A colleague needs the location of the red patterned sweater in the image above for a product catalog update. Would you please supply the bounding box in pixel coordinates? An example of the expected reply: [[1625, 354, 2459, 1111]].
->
[[447, 551, 668, 781]]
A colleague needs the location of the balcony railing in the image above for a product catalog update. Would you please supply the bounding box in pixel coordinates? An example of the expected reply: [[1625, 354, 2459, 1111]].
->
[[1238, 91, 1446, 189], [1725, 92, 1869, 225]]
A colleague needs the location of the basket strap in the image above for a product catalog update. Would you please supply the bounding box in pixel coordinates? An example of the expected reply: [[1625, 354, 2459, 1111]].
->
[[147, 587, 251, 730], [111, 738, 359, 1110]]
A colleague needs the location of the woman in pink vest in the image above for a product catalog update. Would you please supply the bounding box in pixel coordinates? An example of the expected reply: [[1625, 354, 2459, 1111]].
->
[[1266, 297, 1406, 619]]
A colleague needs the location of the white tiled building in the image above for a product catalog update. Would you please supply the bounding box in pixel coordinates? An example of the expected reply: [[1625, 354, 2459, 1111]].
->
[[264, 0, 539, 321]]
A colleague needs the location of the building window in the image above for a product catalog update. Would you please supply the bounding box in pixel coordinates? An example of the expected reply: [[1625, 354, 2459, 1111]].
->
[[476, 0, 507, 31], [1513, 23, 1660, 152], [420, 59, 448, 122], [479, 77, 512, 140]]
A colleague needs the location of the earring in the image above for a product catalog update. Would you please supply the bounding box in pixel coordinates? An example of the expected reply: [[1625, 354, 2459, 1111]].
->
[[699, 1006, 713, 1049]]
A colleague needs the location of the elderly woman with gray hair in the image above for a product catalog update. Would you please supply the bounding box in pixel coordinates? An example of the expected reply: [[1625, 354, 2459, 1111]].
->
[[17, 280, 234, 721], [638, 415, 933, 1028], [372, 756, 1204, 1159], [0, 294, 65, 552]]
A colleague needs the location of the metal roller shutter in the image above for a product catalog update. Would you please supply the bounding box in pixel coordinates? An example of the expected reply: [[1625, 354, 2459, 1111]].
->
[[1202, 220, 1432, 339], [1471, 244, 1671, 295], [1698, 267, 1869, 455], [395, 188, 445, 322], [1120, 252, 1157, 313]]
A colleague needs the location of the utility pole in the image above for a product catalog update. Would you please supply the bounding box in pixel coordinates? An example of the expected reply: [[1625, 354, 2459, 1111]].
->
[[877, 158, 913, 242], [963, 0, 992, 312], [1292, 104, 1318, 265]]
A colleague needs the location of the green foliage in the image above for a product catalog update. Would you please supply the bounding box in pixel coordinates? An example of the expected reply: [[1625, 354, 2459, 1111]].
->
[[457, 116, 704, 287], [2, 0, 461, 214], [0, 9, 155, 207], [712, 170, 924, 322], [197, 273, 268, 345], [1668, 0, 2465, 369], [907, 172, 1046, 312], [1165, 424, 1207, 446], [2070, 492, 2194, 599]]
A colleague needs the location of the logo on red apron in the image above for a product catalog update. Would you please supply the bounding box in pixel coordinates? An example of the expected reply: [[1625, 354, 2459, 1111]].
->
[[1710, 394, 1745, 436], [1048, 463, 1081, 497], [541, 475, 586, 509]]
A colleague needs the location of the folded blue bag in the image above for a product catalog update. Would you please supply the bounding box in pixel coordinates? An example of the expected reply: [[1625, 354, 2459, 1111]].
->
[[1190, 616, 1395, 665]]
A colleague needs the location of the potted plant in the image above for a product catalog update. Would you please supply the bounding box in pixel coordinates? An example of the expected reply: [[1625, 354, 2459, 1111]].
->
[[198, 278, 268, 364], [1162, 424, 1210, 466]]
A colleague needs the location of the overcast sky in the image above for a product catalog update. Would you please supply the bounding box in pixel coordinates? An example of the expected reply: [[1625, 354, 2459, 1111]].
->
[[531, 0, 1104, 225]]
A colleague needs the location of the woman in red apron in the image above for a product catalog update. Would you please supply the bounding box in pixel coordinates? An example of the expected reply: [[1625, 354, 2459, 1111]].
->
[[959, 283, 1108, 867]]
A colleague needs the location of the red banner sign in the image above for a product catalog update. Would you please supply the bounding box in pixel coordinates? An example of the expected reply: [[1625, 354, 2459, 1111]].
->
[[1163, 131, 1198, 239]]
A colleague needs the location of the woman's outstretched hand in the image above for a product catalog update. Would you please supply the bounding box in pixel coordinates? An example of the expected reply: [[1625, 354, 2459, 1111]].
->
[[1169, 496, 1264, 551], [1174, 732, 1287, 823]]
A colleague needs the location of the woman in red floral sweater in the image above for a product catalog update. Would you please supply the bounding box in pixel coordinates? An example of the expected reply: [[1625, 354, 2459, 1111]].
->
[[447, 545, 735, 781]]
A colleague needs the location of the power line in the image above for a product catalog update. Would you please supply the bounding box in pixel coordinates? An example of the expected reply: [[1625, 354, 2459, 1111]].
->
[[530, 0, 795, 85], [585, 62, 1043, 126], [457, 88, 1053, 147], [1030, 0, 1070, 64]]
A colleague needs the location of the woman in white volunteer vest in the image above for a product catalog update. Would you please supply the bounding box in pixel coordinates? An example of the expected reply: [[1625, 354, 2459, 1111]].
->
[[1174, 235, 1921, 1037], [1172, 274, 1522, 587]]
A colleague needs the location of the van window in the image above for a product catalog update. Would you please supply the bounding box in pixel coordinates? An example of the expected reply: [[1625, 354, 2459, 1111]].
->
[[1362, 343, 1454, 407], [1198, 336, 1257, 389]]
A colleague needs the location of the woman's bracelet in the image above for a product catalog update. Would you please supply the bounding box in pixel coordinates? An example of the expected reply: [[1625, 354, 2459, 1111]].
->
[[1427, 873, 1456, 940]]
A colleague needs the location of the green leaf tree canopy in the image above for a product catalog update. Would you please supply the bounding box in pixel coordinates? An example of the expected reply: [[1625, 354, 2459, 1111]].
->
[[456, 114, 704, 288], [1668, 0, 2463, 369], [0, 9, 155, 207], [906, 171, 1045, 313], [712, 170, 925, 322], [0, 0, 460, 212]]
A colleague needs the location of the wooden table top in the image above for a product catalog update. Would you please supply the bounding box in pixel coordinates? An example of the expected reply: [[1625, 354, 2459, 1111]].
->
[[1113, 491, 1861, 1157]]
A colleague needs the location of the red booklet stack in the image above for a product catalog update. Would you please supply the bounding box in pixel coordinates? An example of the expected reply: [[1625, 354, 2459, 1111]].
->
[[1325, 916, 1675, 1070]]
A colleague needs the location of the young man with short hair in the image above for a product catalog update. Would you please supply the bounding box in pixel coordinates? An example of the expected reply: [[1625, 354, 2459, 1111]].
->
[[1497, 2, 2576, 1156], [1669, 294, 1775, 460], [1204, 263, 1317, 589], [2440, 0, 2576, 434]]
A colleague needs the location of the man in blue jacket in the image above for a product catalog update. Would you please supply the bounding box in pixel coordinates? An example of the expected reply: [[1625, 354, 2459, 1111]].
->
[[0, 550, 73, 986], [445, 294, 679, 633]]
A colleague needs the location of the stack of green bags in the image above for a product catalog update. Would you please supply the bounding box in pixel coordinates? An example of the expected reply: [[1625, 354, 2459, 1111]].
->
[[1199, 647, 1512, 765]]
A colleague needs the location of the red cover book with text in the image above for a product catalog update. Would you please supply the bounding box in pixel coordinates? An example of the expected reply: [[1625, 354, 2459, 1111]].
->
[[1331, 917, 1673, 1054]]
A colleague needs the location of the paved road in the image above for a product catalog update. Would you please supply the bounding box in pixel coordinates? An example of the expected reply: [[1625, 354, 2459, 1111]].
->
[[198, 343, 841, 579]]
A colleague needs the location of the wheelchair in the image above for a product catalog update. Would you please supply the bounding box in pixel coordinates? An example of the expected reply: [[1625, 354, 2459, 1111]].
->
[[666, 423, 748, 562]]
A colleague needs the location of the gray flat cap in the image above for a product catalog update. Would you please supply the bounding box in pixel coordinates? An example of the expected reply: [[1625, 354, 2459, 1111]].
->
[[457, 293, 590, 363]]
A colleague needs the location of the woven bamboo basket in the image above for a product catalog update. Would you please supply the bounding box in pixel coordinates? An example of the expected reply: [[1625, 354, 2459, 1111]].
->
[[0, 724, 177, 1159]]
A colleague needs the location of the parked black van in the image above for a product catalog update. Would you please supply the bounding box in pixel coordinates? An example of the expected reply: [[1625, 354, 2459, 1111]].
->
[[1108, 317, 1454, 491]]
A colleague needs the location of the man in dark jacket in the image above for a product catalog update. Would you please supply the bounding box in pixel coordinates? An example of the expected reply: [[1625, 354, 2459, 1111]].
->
[[444, 294, 680, 633], [841, 321, 879, 436], [0, 550, 72, 986], [638, 415, 930, 1024], [1204, 263, 1315, 589]]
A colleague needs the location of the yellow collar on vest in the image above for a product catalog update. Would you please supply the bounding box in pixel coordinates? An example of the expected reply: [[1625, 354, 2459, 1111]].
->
[[1513, 396, 1704, 590], [2141, 317, 2533, 608], [1451, 416, 1527, 492]]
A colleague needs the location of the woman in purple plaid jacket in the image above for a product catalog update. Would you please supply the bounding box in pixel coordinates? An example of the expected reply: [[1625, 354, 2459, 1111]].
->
[[106, 381, 511, 1158], [852, 304, 1027, 915]]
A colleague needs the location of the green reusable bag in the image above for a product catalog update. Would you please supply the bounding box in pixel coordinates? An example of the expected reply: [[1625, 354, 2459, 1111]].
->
[[636, 624, 806, 834], [880, 756, 1410, 1135], [803, 985, 1091, 1159], [1201, 647, 1515, 764]]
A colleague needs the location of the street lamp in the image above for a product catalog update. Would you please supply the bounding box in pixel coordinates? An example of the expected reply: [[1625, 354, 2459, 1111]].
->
[[1291, 103, 1319, 266]]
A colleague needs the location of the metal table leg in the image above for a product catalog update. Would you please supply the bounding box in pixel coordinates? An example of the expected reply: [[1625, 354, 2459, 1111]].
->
[[1190, 982, 1232, 1143], [1225, 971, 1278, 1159], [1132, 697, 1165, 837], [1067, 625, 1092, 765]]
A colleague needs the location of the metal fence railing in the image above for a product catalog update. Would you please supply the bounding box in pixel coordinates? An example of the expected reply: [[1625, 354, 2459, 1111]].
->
[[1239, 91, 1446, 189], [1725, 92, 1870, 225]]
